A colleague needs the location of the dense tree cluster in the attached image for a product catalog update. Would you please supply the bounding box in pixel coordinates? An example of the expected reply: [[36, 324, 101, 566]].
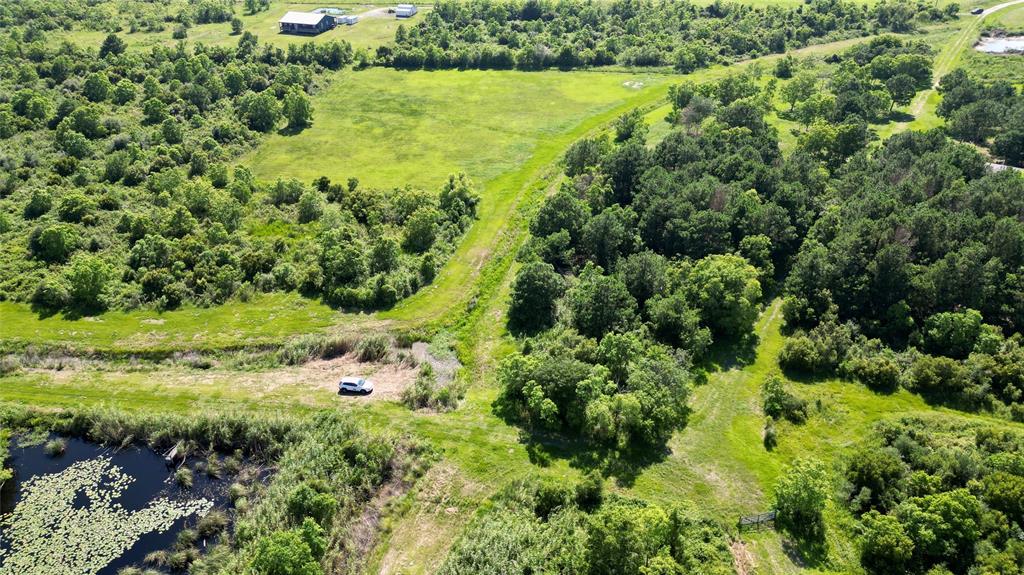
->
[[849, 417, 1024, 575], [0, 0, 241, 37], [378, 0, 953, 72], [776, 36, 934, 168], [781, 129, 1024, 416], [0, 26, 480, 313], [439, 476, 734, 575], [498, 71, 856, 452], [937, 69, 1024, 167]]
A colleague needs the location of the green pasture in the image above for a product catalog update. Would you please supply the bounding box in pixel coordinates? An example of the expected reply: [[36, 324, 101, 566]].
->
[[990, 2, 1024, 28], [245, 68, 672, 190], [0, 293, 339, 353]]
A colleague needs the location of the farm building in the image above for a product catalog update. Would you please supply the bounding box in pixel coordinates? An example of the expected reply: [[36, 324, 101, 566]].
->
[[395, 4, 418, 17], [278, 11, 336, 35]]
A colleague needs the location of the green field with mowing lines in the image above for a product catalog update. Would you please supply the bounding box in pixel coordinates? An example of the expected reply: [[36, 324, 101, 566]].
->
[[245, 68, 673, 190]]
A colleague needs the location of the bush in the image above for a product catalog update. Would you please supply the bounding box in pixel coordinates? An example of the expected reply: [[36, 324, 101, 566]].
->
[[773, 458, 830, 539], [763, 417, 777, 450], [44, 438, 66, 457], [762, 375, 808, 423], [845, 354, 901, 391], [175, 467, 194, 489], [286, 482, 337, 525], [356, 334, 391, 362]]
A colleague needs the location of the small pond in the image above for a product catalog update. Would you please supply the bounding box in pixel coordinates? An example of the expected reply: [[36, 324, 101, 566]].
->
[[0, 437, 230, 575], [975, 36, 1024, 53]]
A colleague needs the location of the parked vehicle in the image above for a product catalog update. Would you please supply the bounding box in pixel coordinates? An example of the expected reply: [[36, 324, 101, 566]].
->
[[971, 7, 984, 15], [339, 377, 374, 395]]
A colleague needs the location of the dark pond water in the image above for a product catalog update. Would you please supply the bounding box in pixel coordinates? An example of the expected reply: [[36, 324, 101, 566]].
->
[[0, 436, 230, 574]]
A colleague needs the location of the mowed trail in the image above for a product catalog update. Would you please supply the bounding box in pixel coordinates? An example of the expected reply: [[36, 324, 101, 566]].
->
[[896, 0, 1024, 130]]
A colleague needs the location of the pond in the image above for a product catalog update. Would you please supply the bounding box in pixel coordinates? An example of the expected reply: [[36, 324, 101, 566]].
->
[[975, 36, 1024, 53], [0, 437, 230, 575]]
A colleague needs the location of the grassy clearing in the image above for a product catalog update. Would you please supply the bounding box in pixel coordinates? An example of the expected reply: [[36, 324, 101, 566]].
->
[[249, 68, 676, 329], [245, 68, 672, 190], [990, 2, 1024, 27], [0, 293, 341, 353]]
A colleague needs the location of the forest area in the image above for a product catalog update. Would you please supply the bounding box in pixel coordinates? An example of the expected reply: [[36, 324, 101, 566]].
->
[[1, 0, 1024, 574]]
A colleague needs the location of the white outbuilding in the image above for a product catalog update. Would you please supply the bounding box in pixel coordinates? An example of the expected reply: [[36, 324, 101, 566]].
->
[[395, 4, 417, 17]]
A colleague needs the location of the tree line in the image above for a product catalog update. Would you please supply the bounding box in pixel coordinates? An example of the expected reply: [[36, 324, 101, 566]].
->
[[377, 0, 956, 72]]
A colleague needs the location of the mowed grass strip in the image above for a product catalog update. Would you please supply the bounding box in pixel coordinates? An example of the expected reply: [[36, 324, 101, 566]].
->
[[0, 293, 338, 353]]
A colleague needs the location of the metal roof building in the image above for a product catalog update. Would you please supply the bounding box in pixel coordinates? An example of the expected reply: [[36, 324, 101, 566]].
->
[[278, 11, 336, 35]]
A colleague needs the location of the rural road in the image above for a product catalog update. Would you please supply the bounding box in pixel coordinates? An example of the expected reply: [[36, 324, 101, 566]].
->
[[899, 0, 1024, 126]]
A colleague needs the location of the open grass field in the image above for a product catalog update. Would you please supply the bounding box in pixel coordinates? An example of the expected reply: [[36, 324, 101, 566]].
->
[[0, 293, 340, 353], [990, 1, 1024, 27], [244, 68, 673, 190]]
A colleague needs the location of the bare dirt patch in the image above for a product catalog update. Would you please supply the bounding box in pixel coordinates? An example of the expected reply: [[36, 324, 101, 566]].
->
[[731, 540, 756, 575], [374, 463, 487, 575], [30, 352, 419, 405]]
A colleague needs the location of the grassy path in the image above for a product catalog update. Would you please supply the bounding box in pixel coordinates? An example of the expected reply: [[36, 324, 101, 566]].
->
[[890, 2, 1024, 134], [630, 302, 785, 516]]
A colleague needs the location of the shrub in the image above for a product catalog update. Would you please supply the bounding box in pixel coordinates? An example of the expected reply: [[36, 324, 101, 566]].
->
[[761, 374, 808, 423], [356, 334, 391, 362], [287, 482, 338, 525], [175, 467, 194, 489], [44, 438, 66, 457], [764, 418, 778, 450], [774, 458, 830, 539], [845, 353, 901, 392], [0, 356, 22, 376]]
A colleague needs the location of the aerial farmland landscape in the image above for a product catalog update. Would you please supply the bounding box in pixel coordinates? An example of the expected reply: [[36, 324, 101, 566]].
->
[[1, 0, 1024, 573]]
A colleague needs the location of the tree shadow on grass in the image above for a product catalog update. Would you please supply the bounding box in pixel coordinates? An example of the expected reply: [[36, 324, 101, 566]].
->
[[277, 124, 310, 137], [29, 301, 104, 321], [887, 110, 915, 123], [514, 427, 671, 487], [699, 331, 760, 374], [779, 531, 829, 570]]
